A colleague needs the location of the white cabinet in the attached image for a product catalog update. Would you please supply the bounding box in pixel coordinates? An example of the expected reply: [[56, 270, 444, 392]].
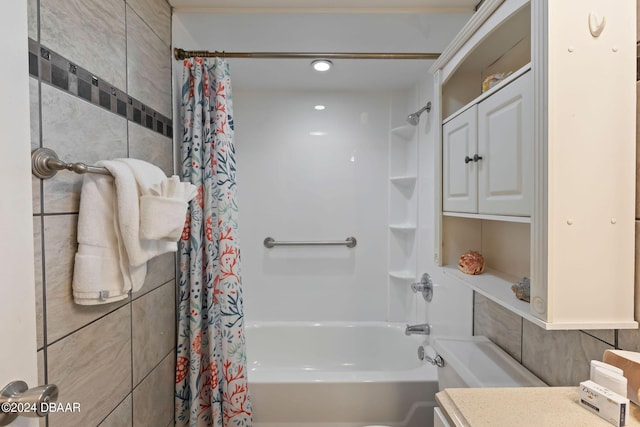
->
[[443, 105, 477, 214], [443, 71, 532, 217], [431, 0, 637, 330], [477, 72, 532, 216]]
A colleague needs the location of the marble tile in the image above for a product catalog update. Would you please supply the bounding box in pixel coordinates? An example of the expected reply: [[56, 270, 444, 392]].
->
[[132, 352, 175, 427], [132, 252, 175, 299], [637, 1, 640, 42], [47, 306, 131, 427], [128, 122, 174, 176], [33, 177, 42, 215], [38, 350, 46, 427], [41, 84, 127, 214], [37, 349, 45, 384], [28, 0, 38, 40], [619, 327, 640, 351], [126, 6, 172, 117], [126, 0, 171, 47], [636, 82, 640, 217], [34, 216, 44, 350], [30, 77, 42, 214], [43, 214, 128, 343], [98, 395, 132, 427], [580, 329, 615, 347], [30, 77, 40, 150], [40, 0, 126, 89], [132, 282, 175, 385], [473, 293, 522, 362], [636, 221, 640, 320], [521, 320, 613, 386]]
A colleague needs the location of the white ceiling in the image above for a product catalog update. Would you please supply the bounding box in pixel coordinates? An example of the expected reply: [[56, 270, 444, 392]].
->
[[172, 7, 474, 90]]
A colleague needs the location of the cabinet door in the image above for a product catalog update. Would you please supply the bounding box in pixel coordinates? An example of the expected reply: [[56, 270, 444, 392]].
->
[[442, 105, 477, 213], [477, 71, 532, 216]]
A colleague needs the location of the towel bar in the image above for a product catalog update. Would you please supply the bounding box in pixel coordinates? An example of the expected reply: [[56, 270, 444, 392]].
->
[[263, 236, 357, 248], [31, 147, 111, 179]]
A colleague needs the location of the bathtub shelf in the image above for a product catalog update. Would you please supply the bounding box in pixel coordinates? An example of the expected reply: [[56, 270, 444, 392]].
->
[[389, 270, 415, 281], [389, 223, 416, 232], [390, 175, 417, 187], [389, 270, 416, 281], [390, 124, 415, 141]]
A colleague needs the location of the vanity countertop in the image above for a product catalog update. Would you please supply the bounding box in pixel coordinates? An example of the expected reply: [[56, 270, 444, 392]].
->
[[436, 386, 640, 426]]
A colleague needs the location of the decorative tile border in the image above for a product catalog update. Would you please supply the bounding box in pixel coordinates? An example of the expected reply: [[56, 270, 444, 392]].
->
[[28, 38, 173, 138]]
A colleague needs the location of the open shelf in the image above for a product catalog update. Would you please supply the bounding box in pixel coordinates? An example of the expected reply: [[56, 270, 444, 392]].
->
[[442, 211, 530, 224], [389, 270, 416, 281], [442, 265, 638, 330], [390, 175, 417, 187], [443, 63, 531, 124], [441, 265, 543, 327], [389, 223, 416, 232], [390, 124, 416, 141]]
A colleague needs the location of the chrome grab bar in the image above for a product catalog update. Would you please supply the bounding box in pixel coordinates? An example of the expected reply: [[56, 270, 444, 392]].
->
[[263, 236, 357, 248]]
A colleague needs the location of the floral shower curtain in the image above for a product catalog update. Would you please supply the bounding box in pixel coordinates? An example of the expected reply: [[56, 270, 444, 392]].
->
[[175, 57, 252, 427]]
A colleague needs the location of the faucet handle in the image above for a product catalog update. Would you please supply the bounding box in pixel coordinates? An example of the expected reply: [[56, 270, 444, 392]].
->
[[411, 273, 433, 302]]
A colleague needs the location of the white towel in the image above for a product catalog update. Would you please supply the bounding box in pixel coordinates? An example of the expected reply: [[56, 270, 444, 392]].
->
[[73, 159, 197, 304], [72, 173, 129, 305], [102, 159, 196, 292], [140, 176, 198, 241]]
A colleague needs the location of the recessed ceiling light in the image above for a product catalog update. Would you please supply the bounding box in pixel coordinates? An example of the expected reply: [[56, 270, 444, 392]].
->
[[314, 105, 326, 110], [311, 59, 333, 72]]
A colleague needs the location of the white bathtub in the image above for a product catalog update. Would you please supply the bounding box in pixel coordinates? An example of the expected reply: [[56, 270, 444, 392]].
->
[[245, 321, 439, 427]]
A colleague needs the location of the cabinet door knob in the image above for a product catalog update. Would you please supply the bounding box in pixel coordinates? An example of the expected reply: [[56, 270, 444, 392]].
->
[[464, 155, 473, 164], [473, 154, 483, 162]]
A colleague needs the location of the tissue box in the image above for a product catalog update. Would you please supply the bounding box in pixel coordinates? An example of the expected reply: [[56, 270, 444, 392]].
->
[[579, 380, 628, 427]]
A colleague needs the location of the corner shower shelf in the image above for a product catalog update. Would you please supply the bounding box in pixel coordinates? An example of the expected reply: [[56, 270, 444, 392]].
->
[[390, 125, 416, 141], [389, 270, 416, 281], [390, 175, 417, 187], [389, 223, 416, 232]]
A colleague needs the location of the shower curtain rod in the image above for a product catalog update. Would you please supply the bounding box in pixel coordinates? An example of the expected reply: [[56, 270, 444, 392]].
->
[[174, 48, 440, 61]]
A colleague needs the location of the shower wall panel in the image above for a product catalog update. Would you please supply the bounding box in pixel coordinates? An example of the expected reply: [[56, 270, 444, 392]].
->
[[234, 89, 390, 322]]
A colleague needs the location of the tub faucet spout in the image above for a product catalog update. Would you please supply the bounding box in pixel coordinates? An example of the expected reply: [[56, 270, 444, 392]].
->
[[405, 323, 431, 335]]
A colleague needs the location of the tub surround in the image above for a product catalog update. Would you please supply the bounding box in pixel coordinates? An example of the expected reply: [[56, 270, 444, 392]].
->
[[436, 387, 640, 427]]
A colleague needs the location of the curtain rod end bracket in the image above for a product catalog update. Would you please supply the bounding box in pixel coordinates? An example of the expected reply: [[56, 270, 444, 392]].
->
[[174, 48, 186, 61]]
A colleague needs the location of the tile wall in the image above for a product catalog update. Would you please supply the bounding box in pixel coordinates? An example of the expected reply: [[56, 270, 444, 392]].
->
[[28, 0, 175, 425]]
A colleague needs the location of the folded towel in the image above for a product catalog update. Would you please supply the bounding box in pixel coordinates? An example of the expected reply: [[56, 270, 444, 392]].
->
[[72, 173, 129, 305], [73, 159, 197, 304], [140, 176, 198, 241], [98, 159, 195, 292]]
